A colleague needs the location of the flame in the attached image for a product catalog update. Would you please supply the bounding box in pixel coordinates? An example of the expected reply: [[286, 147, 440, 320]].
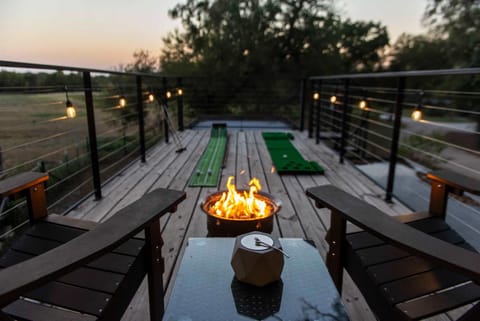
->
[[209, 176, 271, 220]]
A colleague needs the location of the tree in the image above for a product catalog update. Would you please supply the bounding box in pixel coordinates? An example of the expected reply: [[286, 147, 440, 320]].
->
[[158, 0, 390, 117], [389, 0, 480, 70], [389, 33, 452, 71], [337, 20, 389, 72], [160, 0, 389, 76], [125, 50, 159, 73], [423, 0, 480, 68]]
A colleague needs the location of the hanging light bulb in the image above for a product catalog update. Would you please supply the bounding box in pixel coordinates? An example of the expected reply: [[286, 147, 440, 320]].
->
[[411, 105, 422, 121], [65, 100, 77, 118], [64, 86, 76, 119], [411, 90, 424, 121], [313, 92, 319, 100], [177, 88, 183, 96], [330, 95, 337, 104], [148, 93, 155, 102], [119, 95, 127, 107], [359, 98, 367, 110]]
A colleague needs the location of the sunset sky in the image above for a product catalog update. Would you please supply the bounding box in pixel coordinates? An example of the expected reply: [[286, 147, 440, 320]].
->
[[0, 0, 427, 71]]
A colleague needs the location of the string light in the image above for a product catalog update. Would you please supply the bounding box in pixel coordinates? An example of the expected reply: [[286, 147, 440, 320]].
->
[[330, 95, 337, 104], [65, 100, 76, 119], [359, 98, 367, 110], [119, 95, 127, 107], [148, 93, 155, 102], [166, 91, 172, 99], [64, 86, 76, 119], [411, 105, 422, 121], [313, 92, 319, 100], [177, 88, 183, 96], [411, 90, 424, 121]]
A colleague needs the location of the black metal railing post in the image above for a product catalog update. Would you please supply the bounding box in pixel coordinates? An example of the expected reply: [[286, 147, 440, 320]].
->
[[177, 77, 184, 131], [300, 78, 306, 132], [339, 79, 350, 164], [308, 78, 314, 138], [315, 80, 323, 144], [136, 76, 146, 163], [83, 71, 102, 200], [0, 146, 3, 177], [162, 77, 169, 143], [385, 77, 406, 202]]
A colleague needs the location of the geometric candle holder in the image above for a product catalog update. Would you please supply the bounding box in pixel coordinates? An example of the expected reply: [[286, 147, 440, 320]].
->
[[231, 232, 284, 287]]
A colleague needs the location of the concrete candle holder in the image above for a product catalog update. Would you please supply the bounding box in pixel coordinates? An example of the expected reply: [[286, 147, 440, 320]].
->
[[230, 232, 284, 287]]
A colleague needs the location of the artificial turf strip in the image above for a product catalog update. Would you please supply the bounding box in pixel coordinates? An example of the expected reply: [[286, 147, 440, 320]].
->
[[262, 132, 324, 174], [189, 126, 228, 187]]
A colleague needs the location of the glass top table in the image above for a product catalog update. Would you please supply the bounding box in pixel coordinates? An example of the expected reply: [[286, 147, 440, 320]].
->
[[163, 238, 350, 321]]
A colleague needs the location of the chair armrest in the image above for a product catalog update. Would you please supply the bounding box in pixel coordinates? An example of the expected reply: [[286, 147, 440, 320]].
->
[[0, 188, 186, 307], [0, 172, 48, 198], [0, 172, 49, 221], [427, 169, 480, 196], [306, 185, 480, 284]]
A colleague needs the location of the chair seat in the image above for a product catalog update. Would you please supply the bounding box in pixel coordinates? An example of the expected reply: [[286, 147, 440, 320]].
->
[[0, 219, 146, 320], [345, 216, 480, 320]]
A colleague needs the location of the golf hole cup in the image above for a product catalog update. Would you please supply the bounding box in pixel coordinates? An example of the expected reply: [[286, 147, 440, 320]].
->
[[231, 232, 284, 287]]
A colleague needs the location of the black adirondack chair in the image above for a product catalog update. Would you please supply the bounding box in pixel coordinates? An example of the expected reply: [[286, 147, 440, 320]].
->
[[306, 169, 480, 321], [0, 172, 186, 321]]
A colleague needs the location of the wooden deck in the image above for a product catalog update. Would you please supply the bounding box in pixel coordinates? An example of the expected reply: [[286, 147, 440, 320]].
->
[[67, 128, 430, 321]]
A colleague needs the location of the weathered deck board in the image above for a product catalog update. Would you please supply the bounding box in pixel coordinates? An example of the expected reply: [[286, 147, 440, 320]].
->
[[252, 131, 305, 238], [68, 130, 197, 221], [65, 128, 455, 321]]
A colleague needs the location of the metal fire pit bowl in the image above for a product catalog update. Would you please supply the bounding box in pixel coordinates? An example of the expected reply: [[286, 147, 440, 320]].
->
[[201, 190, 282, 237]]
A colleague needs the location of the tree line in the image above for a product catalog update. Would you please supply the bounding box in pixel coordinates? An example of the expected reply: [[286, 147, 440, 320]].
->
[[1, 0, 477, 86], [141, 0, 479, 75]]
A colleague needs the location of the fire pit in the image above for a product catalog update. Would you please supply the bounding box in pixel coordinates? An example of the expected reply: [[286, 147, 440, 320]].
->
[[201, 176, 281, 236]]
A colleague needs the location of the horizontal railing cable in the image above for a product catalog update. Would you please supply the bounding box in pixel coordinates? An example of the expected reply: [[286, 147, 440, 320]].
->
[[421, 103, 480, 116], [401, 128, 480, 156], [418, 119, 480, 135], [0, 201, 25, 220], [0, 220, 29, 240], [98, 139, 138, 163], [99, 146, 140, 176], [345, 141, 385, 163], [1, 129, 84, 153], [399, 141, 480, 177], [47, 177, 93, 210], [45, 162, 92, 191], [2, 140, 92, 176]]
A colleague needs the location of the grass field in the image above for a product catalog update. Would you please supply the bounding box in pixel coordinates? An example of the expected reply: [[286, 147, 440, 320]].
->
[[0, 92, 108, 178], [0, 91, 163, 170], [0, 90, 165, 217]]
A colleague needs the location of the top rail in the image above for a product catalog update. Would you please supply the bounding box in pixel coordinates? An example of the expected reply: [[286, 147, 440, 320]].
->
[[3, 60, 480, 81], [0, 60, 188, 78], [310, 67, 480, 80]]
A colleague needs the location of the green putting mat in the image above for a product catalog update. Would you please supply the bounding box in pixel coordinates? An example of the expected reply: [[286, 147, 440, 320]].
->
[[262, 132, 324, 174], [189, 125, 228, 187]]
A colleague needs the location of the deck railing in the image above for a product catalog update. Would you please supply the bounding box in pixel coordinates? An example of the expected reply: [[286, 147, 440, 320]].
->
[[304, 68, 480, 202], [1, 59, 480, 248], [0, 60, 304, 246], [0, 61, 173, 245]]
